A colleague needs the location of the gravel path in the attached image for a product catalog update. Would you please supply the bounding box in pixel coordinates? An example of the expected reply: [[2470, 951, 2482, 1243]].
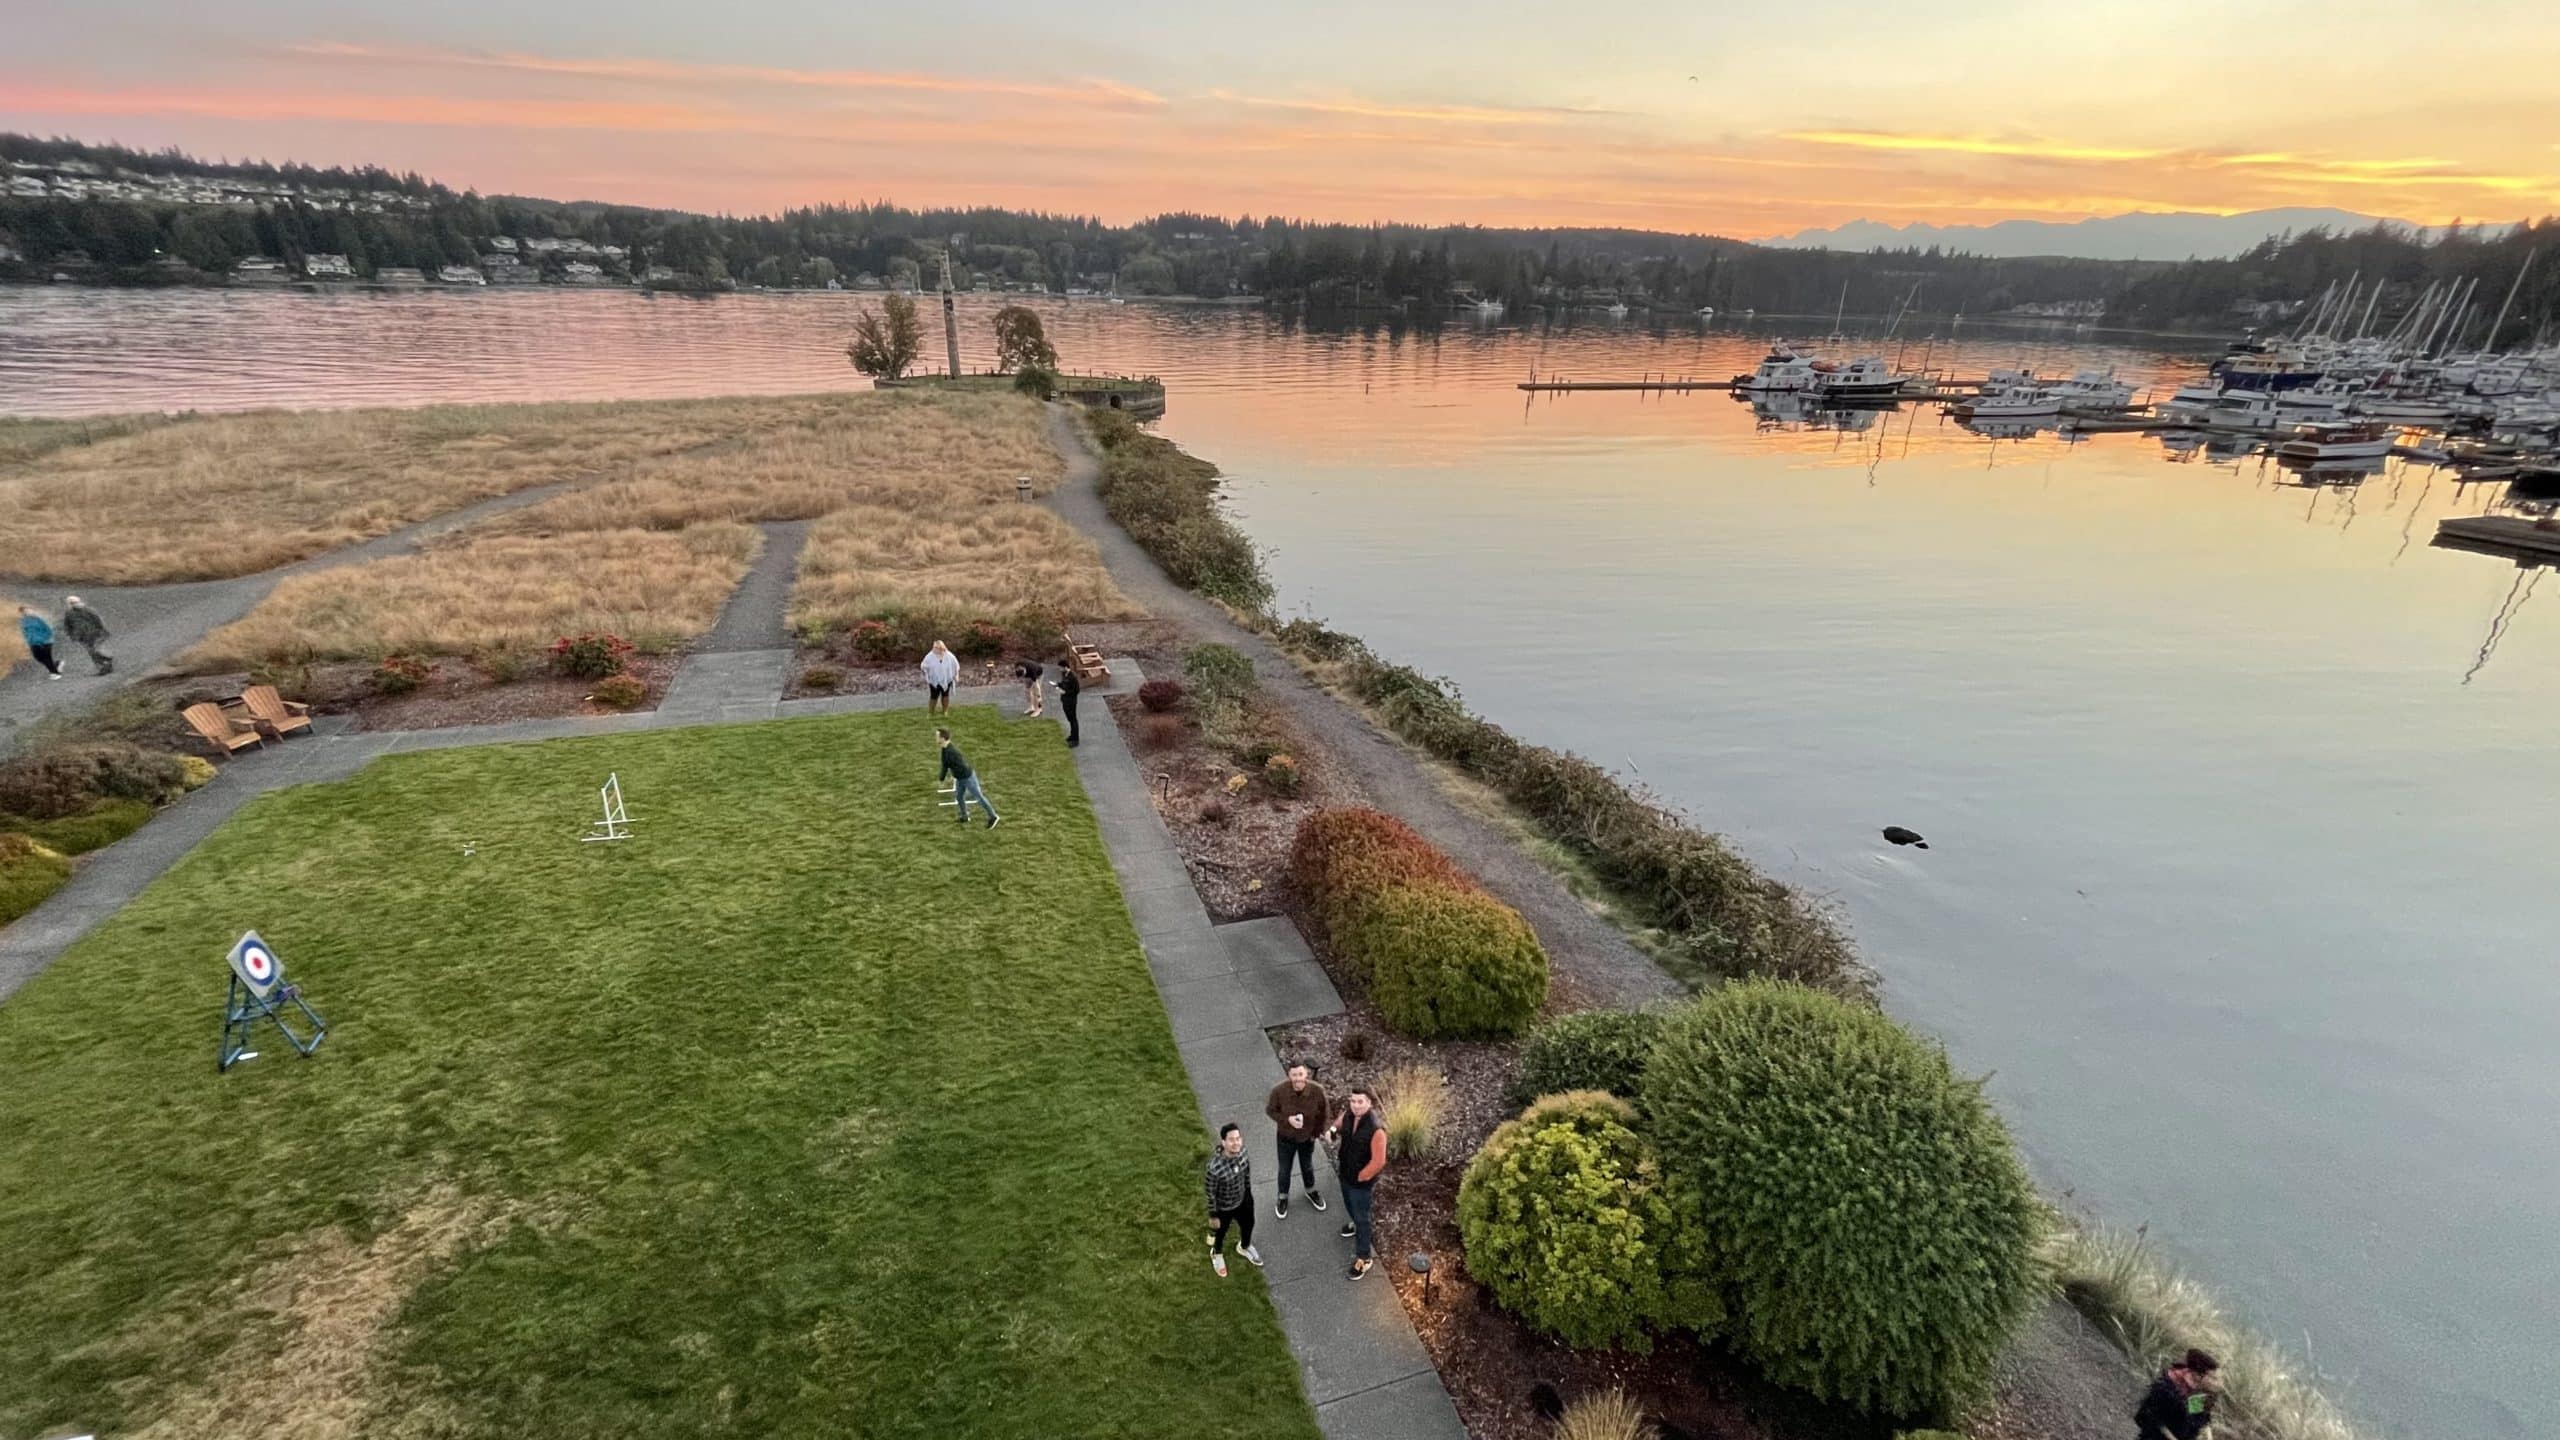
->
[[1039, 404, 1678, 1010], [698, 520, 812, 653]]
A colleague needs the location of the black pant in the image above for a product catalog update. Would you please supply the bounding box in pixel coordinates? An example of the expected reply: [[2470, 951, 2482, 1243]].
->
[[1210, 1193, 1256, 1251], [78, 640, 111, 673], [1275, 1135, 1316, 1196], [1061, 691, 1079, 744], [26, 642, 58, 675]]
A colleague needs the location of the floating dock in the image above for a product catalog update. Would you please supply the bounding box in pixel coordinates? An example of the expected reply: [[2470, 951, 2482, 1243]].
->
[[1517, 377, 1736, 392], [2435, 515, 2560, 562]]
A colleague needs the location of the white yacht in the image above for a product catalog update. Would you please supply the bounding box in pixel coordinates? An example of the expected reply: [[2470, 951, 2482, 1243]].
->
[[1809, 354, 1910, 402], [1604, 300, 1630, 318], [1733, 345, 1818, 393], [2049, 369, 2138, 414], [2201, 390, 2296, 432], [1955, 382, 2060, 421], [2275, 419, 2399, 462]]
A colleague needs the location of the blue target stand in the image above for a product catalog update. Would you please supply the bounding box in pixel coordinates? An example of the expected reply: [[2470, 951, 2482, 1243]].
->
[[219, 930, 327, 1073]]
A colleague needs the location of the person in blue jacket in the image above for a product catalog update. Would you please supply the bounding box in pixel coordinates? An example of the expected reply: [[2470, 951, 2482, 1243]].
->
[[17, 605, 63, 680]]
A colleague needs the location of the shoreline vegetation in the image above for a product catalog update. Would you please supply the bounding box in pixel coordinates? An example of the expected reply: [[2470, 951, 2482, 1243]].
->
[[1080, 408, 2378, 1440]]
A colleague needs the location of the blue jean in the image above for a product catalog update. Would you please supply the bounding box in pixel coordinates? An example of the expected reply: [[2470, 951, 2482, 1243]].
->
[[952, 774, 997, 821], [1342, 1182, 1375, 1259]]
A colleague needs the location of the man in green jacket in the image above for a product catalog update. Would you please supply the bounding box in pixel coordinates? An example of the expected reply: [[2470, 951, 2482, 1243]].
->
[[937, 727, 1000, 829], [60, 596, 111, 675]]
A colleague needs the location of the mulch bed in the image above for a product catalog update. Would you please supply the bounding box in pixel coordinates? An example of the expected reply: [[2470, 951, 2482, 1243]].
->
[[167, 656, 676, 733], [1108, 691, 1330, 922]]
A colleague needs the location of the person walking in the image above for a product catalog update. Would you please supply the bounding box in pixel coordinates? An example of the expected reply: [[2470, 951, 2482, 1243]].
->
[[1203, 1122, 1263, 1277], [59, 596, 111, 675], [937, 727, 1000, 829], [2134, 1348, 2223, 1440], [16, 605, 63, 681], [1055, 657, 1081, 748], [1264, 1062, 1331, 1218], [1329, 1087, 1386, 1279], [920, 640, 958, 717], [1014, 657, 1045, 717]]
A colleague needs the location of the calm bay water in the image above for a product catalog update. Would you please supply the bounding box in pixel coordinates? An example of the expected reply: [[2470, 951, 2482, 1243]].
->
[[3, 286, 2555, 1437]]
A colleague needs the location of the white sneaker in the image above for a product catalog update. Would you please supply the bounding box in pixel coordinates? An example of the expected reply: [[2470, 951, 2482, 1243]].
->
[[1242, 1244, 1264, 1268], [1210, 1252, 1228, 1278]]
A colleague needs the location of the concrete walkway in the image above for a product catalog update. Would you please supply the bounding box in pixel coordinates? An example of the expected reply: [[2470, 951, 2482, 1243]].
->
[[0, 477, 587, 746], [1041, 404, 1676, 1010]]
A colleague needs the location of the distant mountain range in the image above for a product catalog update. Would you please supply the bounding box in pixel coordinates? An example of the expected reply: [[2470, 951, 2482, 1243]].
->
[[1764, 208, 2461, 261]]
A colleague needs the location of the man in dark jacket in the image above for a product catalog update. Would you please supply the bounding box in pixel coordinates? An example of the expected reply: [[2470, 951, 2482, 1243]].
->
[[936, 727, 999, 829], [1329, 1087, 1387, 1280], [60, 596, 111, 675], [1263, 1062, 1330, 1218], [1055, 658, 1081, 747], [2135, 1348, 2222, 1440]]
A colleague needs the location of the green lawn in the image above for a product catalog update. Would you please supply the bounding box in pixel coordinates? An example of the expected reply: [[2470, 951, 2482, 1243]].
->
[[0, 712, 1318, 1440]]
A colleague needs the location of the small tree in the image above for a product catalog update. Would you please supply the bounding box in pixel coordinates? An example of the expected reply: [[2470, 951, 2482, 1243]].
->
[[846, 294, 924, 380], [992, 305, 1059, 373]]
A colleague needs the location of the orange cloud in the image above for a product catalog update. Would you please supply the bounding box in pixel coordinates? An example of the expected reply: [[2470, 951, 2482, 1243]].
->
[[1781, 130, 2173, 162], [0, 84, 727, 133], [282, 41, 1164, 109], [1201, 90, 1613, 125]]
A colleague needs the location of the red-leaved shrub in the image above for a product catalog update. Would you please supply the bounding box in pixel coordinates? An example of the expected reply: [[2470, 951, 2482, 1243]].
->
[[1137, 677, 1186, 713], [1288, 807, 1466, 943]]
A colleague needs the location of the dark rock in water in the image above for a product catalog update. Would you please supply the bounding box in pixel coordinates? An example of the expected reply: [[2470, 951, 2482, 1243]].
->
[[1882, 826, 1929, 849], [1527, 1380, 1565, 1422]]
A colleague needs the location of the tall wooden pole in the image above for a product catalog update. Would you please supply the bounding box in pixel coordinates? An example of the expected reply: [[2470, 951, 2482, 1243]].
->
[[939, 249, 962, 378]]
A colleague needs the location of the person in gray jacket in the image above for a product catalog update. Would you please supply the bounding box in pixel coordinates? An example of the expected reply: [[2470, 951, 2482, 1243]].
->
[[60, 596, 111, 674]]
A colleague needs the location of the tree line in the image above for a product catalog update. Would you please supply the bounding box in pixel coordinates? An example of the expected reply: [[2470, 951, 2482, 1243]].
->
[[3, 135, 2551, 338]]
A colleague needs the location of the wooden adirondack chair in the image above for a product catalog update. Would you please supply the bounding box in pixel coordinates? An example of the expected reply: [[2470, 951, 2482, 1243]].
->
[[234, 685, 312, 738], [1062, 632, 1111, 684], [183, 702, 264, 755]]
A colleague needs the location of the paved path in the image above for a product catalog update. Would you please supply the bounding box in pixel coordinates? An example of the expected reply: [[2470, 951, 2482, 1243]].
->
[[1040, 404, 1677, 1009], [0, 478, 586, 747]]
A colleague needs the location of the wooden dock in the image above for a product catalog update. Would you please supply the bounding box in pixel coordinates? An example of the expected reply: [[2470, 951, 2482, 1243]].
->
[[1517, 377, 1737, 392], [2435, 515, 2560, 562]]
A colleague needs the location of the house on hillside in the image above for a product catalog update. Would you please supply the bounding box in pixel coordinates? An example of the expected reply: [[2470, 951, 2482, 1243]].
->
[[374, 266, 426, 286], [487, 236, 518, 253], [561, 260, 606, 284], [435, 264, 486, 285], [303, 253, 355, 279], [231, 256, 291, 283]]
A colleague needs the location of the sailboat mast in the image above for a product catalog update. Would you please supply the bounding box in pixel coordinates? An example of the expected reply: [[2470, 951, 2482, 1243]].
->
[[2482, 248, 2537, 354]]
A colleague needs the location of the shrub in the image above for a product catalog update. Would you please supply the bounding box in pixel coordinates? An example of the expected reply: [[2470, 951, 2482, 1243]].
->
[[1012, 363, 1058, 399], [1089, 417, 1273, 611], [1197, 798, 1230, 826], [371, 654, 435, 695], [1263, 753, 1303, 797], [1134, 714, 1188, 754], [0, 743, 190, 820], [472, 648, 530, 684], [955, 618, 1009, 659], [1643, 982, 2041, 1416], [1338, 1030, 1374, 1062], [549, 631, 634, 680], [0, 798, 152, 856], [1511, 1008, 1672, 1109], [1287, 808, 1467, 946], [1183, 642, 1256, 708], [177, 756, 217, 791], [1007, 600, 1072, 655], [590, 674, 648, 710], [845, 619, 901, 662], [1344, 881, 1549, 1039], [1555, 1388, 1654, 1440], [1458, 1092, 1710, 1353], [1137, 677, 1185, 713], [800, 664, 844, 693], [0, 834, 74, 925], [1377, 1061, 1450, 1160]]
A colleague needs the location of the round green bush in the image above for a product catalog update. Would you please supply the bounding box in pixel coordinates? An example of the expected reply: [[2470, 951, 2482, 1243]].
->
[[1642, 981, 2042, 1417], [0, 742, 189, 820], [1342, 880, 1549, 1039], [1181, 642, 1256, 707], [1510, 1007, 1670, 1109], [1457, 1091, 1713, 1351]]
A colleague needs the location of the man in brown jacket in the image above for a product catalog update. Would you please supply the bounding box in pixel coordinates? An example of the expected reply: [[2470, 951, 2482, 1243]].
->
[[1264, 1061, 1331, 1219]]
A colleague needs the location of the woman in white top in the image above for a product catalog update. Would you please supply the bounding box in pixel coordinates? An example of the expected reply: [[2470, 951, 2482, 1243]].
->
[[919, 641, 960, 716]]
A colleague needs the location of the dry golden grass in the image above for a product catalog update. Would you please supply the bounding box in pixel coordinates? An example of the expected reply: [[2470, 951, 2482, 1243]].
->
[[0, 393, 864, 584], [788, 502, 1137, 634], [183, 524, 759, 669], [470, 389, 1062, 539]]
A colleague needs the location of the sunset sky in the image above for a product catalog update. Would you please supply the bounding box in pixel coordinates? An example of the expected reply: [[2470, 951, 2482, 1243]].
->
[[7, 1, 2557, 237]]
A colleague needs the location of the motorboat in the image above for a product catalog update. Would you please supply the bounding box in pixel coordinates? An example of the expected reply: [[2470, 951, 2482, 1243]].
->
[[1733, 345, 1818, 393], [2049, 368, 2138, 414], [1954, 382, 2060, 421], [2213, 346, 2326, 392], [2274, 419, 2399, 462], [1605, 301, 1630, 318], [2274, 376, 2363, 413], [2157, 381, 2224, 421], [2200, 390, 2296, 432], [1695, 306, 1716, 318], [1472, 296, 1505, 317], [1810, 354, 1911, 402]]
